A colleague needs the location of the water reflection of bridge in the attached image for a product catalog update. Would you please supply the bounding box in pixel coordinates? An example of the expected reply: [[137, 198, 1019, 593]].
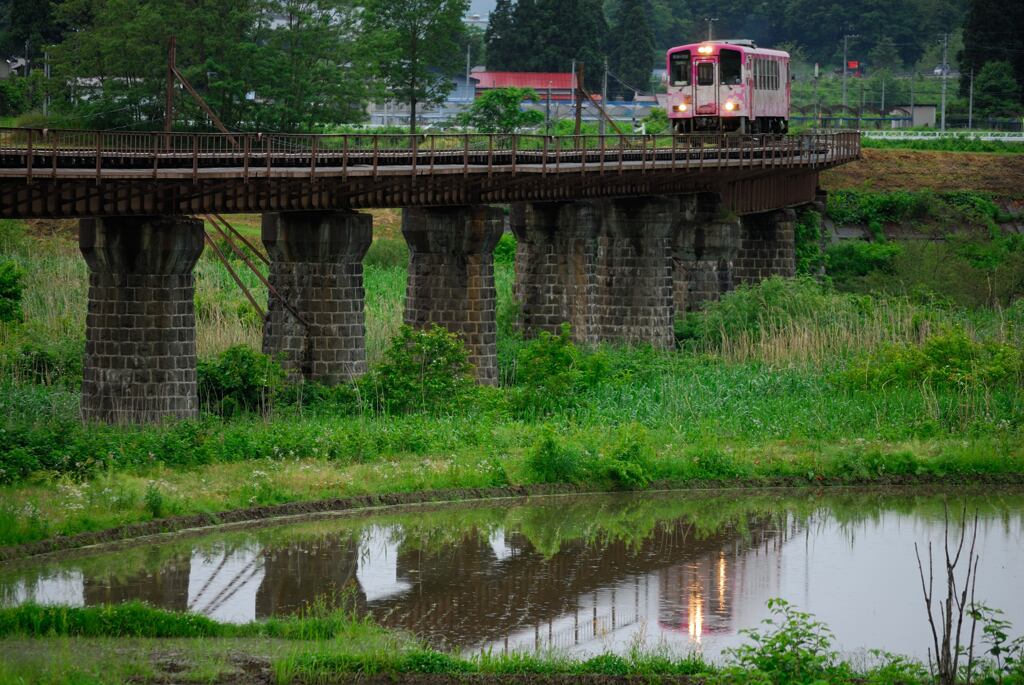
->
[[7, 513, 792, 652]]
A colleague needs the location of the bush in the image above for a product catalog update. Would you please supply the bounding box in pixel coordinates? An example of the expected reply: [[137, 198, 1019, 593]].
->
[[524, 430, 591, 484], [197, 346, 287, 417], [600, 424, 655, 489], [0, 257, 24, 323], [358, 324, 476, 414], [680, 276, 840, 347], [726, 598, 844, 684], [842, 328, 1023, 390], [825, 241, 902, 288], [3, 337, 84, 388], [509, 325, 607, 416]]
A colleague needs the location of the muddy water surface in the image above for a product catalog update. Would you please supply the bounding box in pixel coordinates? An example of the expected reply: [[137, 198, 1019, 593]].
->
[[2, 489, 1023, 661]]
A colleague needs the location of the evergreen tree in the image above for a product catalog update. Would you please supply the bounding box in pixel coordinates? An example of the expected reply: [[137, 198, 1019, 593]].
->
[[959, 0, 1024, 104], [484, 0, 606, 90], [485, 0, 520, 70], [609, 0, 655, 100], [973, 61, 1020, 117]]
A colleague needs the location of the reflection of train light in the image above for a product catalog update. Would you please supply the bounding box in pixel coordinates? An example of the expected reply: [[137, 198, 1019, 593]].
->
[[688, 589, 703, 640], [718, 553, 726, 612]]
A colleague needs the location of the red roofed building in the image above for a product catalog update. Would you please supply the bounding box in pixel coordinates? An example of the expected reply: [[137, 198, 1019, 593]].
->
[[471, 70, 578, 101]]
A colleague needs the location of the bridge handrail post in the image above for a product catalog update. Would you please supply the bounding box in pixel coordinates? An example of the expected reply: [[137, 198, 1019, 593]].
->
[[192, 134, 199, 182], [671, 132, 677, 170], [52, 130, 59, 179], [25, 128, 32, 184], [511, 135, 517, 174], [372, 135, 380, 178], [310, 135, 318, 180], [152, 132, 160, 179], [542, 135, 548, 176], [487, 134, 493, 177], [601, 134, 607, 175], [617, 133, 624, 175], [411, 134, 418, 177], [462, 133, 469, 176], [95, 131, 102, 184], [428, 133, 435, 173], [266, 134, 272, 178], [243, 134, 250, 182], [342, 135, 349, 180]]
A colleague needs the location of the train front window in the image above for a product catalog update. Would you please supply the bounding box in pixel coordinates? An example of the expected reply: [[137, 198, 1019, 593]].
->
[[720, 49, 742, 85], [670, 51, 691, 86], [697, 62, 714, 86]]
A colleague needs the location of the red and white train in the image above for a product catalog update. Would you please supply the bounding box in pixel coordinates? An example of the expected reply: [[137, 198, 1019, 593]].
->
[[665, 40, 790, 134]]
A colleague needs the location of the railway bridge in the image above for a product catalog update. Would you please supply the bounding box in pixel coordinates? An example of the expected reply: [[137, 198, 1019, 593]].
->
[[0, 128, 859, 423]]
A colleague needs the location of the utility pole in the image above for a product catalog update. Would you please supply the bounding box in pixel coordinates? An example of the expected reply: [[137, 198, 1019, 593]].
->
[[940, 33, 948, 131], [465, 44, 471, 100], [841, 34, 859, 114], [858, 79, 864, 130], [574, 62, 585, 139], [545, 82, 552, 135], [165, 36, 176, 146], [43, 51, 50, 117], [704, 17, 718, 41], [880, 75, 885, 113], [968, 68, 974, 130], [599, 57, 608, 136]]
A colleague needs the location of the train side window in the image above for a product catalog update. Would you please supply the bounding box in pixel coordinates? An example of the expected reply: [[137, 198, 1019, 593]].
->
[[771, 61, 779, 89], [670, 51, 691, 86], [720, 49, 742, 85], [697, 62, 714, 86]]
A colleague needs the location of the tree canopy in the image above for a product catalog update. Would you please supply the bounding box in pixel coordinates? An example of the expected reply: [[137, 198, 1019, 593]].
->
[[457, 87, 544, 132]]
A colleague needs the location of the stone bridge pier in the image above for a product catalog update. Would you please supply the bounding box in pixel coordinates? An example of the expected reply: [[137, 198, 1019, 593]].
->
[[512, 197, 678, 348], [262, 210, 372, 384], [402, 206, 504, 385], [79, 215, 204, 423]]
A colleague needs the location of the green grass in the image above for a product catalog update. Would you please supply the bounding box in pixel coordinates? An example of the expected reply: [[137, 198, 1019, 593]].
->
[[0, 218, 1022, 547], [861, 137, 1024, 154]]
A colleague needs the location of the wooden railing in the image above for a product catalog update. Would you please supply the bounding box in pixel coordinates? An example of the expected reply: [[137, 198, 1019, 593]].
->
[[0, 128, 861, 181]]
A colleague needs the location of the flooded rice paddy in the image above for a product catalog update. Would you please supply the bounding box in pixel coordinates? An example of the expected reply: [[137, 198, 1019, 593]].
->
[[2, 489, 1023, 661]]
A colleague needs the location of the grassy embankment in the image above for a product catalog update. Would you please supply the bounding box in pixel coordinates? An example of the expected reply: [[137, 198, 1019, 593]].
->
[[1, 597, 1022, 684], [0, 187, 1022, 549]]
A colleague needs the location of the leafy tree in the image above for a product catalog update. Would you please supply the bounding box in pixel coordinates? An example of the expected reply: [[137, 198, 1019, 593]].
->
[[49, 0, 369, 131], [362, 0, 468, 134], [973, 61, 1021, 117], [457, 87, 544, 132], [608, 0, 655, 100], [254, 1, 371, 131]]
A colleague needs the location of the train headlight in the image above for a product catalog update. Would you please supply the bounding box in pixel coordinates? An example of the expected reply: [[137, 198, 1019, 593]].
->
[[698, 45, 713, 55], [724, 101, 737, 111], [676, 103, 688, 112]]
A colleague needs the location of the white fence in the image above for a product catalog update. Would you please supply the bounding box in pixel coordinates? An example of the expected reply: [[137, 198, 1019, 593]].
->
[[860, 130, 1024, 142]]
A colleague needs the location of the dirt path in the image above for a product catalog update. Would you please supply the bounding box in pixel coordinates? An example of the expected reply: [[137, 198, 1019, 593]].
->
[[821, 148, 1024, 198]]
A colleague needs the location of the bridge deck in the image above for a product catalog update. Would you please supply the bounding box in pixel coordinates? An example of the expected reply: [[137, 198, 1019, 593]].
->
[[0, 129, 859, 217]]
